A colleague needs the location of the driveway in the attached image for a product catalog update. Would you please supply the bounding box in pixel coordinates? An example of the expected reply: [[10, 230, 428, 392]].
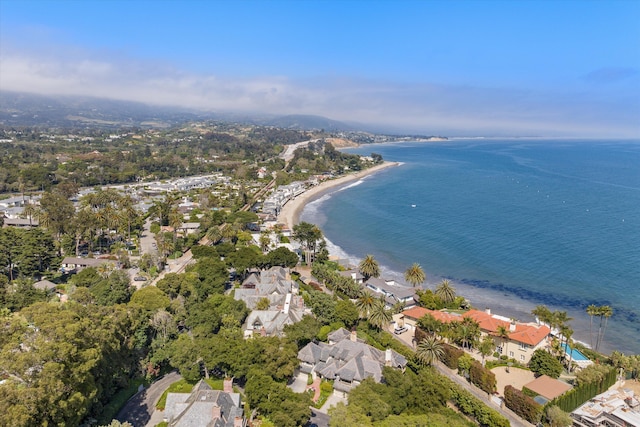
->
[[307, 409, 330, 427], [289, 372, 309, 393], [116, 371, 181, 427]]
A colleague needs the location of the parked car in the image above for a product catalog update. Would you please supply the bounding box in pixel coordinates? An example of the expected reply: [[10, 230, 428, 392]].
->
[[134, 276, 147, 282], [394, 326, 408, 335]]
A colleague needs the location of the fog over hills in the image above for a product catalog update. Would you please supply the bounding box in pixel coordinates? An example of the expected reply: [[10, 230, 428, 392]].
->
[[0, 91, 365, 132]]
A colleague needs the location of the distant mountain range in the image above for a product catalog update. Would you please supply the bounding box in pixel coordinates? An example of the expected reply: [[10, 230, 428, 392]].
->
[[0, 91, 360, 132]]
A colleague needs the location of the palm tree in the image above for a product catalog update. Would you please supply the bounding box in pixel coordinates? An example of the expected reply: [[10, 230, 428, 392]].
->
[[415, 335, 445, 366], [559, 325, 573, 364], [292, 222, 322, 265], [367, 297, 391, 330], [259, 232, 271, 253], [461, 317, 481, 350], [417, 313, 443, 338], [168, 207, 183, 241], [404, 263, 426, 288], [21, 202, 37, 226], [586, 304, 599, 349], [359, 254, 380, 281], [355, 291, 376, 318], [206, 226, 223, 245], [595, 305, 613, 351], [496, 325, 510, 357], [435, 279, 456, 305], [531, 305, 553, 326]]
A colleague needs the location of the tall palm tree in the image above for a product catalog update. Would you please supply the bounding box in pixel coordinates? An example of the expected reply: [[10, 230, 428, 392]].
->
[[404, 263, 426, 288], [355, 291, 376, 318], [531, 305, 553, 326], [359, 254, 380, 281], [21, 202, 37, 226], [456, 317, 481, 350], [496, 325, 510, 357], [435, 279, 456, 305], [596, 305, 613, 351], [586, 304, 599, 349], [415, 335, 445, 366], [367, 297, 391, 330], [559, 325, 573, 361]]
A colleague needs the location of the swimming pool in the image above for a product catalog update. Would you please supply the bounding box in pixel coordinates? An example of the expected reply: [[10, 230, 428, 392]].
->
[[561, 343, 589, 361]]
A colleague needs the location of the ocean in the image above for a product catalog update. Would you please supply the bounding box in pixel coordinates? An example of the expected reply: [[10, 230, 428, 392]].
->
[[300, 139, 640, 355]]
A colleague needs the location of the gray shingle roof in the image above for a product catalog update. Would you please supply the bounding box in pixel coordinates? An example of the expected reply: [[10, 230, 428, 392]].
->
[[297, 328, 407, 387], [164, 380, 243, 427]]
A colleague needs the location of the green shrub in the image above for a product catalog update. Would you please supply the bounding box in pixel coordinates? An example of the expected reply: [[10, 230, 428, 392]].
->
[[441, 343, 464, 370], [529, 348, 563, 378], [450, 383, 510, 427], [504, 385, 543, 424], [548, 366, 617, 412], [469, 360, 497, 394]]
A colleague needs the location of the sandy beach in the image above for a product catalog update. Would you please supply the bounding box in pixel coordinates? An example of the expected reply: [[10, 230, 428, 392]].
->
[[277, 161, 399, 230]]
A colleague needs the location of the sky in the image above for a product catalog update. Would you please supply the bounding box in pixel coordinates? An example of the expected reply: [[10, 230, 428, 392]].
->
[[1, 0, 639, 137]]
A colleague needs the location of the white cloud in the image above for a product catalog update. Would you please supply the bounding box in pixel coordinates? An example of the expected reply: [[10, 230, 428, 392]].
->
[[1, 42, 638, 138]]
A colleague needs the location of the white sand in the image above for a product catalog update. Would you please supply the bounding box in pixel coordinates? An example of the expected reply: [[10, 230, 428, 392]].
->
[[277, 161, 399, 230]]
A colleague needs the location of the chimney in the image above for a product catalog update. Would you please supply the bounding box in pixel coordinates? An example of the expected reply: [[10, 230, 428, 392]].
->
[[223, 378, 233, 393], [350, 330, 357, 342], [385, 348, 392, 367], [212, 406, 221, 420], [485, 308, 491, 315], [509, 322, 516, 332], [234, 416, 244, 427]]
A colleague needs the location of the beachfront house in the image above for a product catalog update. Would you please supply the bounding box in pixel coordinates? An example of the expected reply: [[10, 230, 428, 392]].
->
[[363, 277, 417, 309], [400, 307, 550, 363], [464, 309, 551, 364]]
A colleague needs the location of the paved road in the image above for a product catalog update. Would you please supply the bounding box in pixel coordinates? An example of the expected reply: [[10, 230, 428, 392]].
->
[[116, 371, 182, 427]]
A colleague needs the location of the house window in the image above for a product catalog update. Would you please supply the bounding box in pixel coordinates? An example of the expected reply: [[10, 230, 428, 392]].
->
[[519, 342, 528, 351], [509, 351, 514, 358], [520, 355, 525, 361]]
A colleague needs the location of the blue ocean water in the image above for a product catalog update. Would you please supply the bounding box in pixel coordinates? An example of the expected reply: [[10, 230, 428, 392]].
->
[[300, 139, 640, 354]]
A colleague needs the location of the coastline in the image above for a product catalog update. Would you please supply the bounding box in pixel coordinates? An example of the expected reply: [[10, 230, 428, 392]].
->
[[277, 161, 399, 230]]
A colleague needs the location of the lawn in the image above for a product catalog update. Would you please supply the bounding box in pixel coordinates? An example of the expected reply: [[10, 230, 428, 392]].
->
[[155, 379, 195, 410], [96, 378, 148, 424]]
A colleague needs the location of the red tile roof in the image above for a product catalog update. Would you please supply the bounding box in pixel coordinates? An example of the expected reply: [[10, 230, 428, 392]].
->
[[462, 309, 550, 346], [402, 306, 429, 320], [402, 307, 550, 347], [402, 307, 462, 323]]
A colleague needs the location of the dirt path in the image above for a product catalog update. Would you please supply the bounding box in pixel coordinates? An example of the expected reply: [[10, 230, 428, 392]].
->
[[116, 371, 182, 427]]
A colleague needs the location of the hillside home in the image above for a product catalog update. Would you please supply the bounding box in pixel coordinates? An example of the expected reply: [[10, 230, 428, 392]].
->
[[60, 257, 114, 274], [234, 267, 308, 337], [164, 380, 245, 427], [298, 328, 407, 397]]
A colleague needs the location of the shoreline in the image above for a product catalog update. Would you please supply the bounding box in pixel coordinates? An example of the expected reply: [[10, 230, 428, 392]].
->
[[277, 161, 399, 230]]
